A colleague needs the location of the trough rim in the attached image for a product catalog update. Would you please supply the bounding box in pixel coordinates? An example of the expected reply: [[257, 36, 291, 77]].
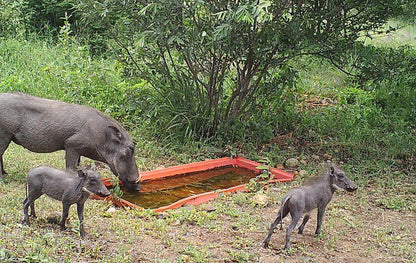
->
[[93, 156, 294, 212]]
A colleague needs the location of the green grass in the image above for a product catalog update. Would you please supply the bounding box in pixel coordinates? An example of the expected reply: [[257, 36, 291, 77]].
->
[[0, 144, 415, 262], [365, 20, 416, 48]]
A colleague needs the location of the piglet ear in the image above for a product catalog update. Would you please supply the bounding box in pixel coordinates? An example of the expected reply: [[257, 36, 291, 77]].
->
[[78, 169, 86, 178], [329, 164, 336, 177]]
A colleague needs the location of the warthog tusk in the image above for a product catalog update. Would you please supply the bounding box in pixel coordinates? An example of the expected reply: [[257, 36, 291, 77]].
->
[[331, 184, 343, 191], [134, 174, 141, 183], [82, 187, 94, 195]]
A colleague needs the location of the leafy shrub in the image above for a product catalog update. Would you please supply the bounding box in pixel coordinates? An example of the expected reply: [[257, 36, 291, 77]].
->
[[298, 83, 415, 161], [0, 0, 26, 37]]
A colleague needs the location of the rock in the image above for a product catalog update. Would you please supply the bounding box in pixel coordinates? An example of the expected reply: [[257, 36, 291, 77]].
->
[[323, 153, 332, 160], [47, 212, 62, 224], [312, 154, 320, 161], [156, 213, 167, 219], [207, 146, 223, 154], [275, 163, 284, 170], [203, 205, 217, 212], [395, 159, 403, 165], [107, 207, 117, 214], [104, 206, 117, 217], [298, 170, 308, 177], [181, 255, 191, 263], [181, 204, 194, 211], [252, 193, 269, 207], [285, 158, 299, 168]]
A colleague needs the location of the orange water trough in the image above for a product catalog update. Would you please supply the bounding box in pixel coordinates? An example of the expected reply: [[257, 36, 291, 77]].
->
[[94, 156, 294, 212]]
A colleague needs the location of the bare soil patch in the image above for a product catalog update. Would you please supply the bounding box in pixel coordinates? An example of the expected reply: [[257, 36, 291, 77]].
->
[[79, 183, 415, 262]]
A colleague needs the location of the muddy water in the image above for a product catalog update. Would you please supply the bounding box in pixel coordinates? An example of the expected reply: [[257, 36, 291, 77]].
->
[[121, 166, 258, 209]]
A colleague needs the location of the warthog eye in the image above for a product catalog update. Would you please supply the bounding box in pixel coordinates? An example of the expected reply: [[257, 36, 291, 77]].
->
[[89, 178, 98, 183]]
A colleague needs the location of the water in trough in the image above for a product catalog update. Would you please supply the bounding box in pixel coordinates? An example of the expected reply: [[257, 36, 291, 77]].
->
[[121, 166, 258, 209]]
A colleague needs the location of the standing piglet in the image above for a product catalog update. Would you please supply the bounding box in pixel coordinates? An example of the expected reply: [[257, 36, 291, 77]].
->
[[22, 166, 110, 236], [263, 164, 357, 250]]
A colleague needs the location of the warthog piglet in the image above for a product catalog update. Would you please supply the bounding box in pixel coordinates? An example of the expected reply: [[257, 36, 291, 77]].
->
[[263, 164, 357, 250], [22, 166, 110, 236]]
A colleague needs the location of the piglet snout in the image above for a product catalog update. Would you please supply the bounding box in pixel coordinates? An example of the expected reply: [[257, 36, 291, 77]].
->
[[346, 184, 358, 192], [99, 189, 111, 197]]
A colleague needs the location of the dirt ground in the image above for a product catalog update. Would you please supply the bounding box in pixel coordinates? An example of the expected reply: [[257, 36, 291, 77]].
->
[[76, 183, 415, 263]]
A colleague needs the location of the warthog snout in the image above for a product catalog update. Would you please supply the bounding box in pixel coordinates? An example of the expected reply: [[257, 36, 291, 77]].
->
[[346, 182, 358, 192], [123, 180, 141, 192], [98, 189, 111, 197]]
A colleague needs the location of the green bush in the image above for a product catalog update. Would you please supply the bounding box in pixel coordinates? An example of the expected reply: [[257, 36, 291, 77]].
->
[[298, 84, 415, 161], [0, 0, 26, 37], [290, 44, 416, 162], [1, 24, 415, 165], [0, 0, 77, 38]]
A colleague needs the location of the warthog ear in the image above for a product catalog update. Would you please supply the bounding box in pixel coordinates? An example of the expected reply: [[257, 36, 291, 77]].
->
[[329, 164, 336, 177], [78, 169, 86, 178], [108, 125, 122, 143]]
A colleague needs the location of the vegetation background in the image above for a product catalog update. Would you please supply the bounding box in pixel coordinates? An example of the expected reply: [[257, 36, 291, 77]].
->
[[0, 1, 415, 262]]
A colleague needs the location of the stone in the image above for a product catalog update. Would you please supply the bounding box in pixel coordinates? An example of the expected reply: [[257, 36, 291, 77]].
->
[[107, 207, 117, 214], [252, 193, 269, 207], [104, 206, 117, 217], [323, 153, 332, 160], [312, 154, 320, 160], [203, 206, 217, 212], [285, 158, 299, 168]]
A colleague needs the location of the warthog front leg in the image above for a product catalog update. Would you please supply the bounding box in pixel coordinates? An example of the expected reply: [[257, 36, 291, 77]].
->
[[60, 203, 71, 231], [77, 202, 85, 237], [64, 148, 81, 172], [315, 205, 327, 235], [0, 135, 11, 179]]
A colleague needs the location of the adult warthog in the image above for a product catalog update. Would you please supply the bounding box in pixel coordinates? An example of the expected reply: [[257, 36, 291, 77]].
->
[[0, 93, 141, 191]]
